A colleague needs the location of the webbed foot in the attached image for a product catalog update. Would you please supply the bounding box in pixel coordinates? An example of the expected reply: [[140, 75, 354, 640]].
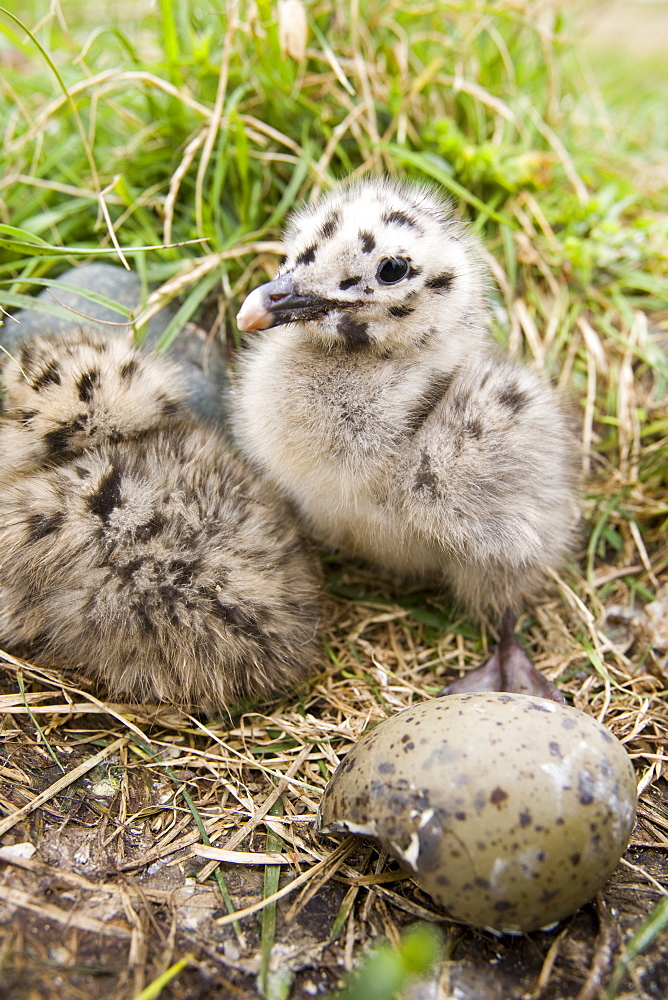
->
[[440, 610, 564, 703]]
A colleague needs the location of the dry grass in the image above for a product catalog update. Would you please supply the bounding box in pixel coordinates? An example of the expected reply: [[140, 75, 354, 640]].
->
[[1, 1, 667, 998]]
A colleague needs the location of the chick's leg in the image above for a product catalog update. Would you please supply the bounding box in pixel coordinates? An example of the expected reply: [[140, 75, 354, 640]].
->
[[441, 609, 564, 703]]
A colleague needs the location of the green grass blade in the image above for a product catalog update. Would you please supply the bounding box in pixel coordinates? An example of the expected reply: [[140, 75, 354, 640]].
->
[[16, 673, 64, 772], [606, 895, 668, 999], [131, 953, 193, 1000], [258, 798, 292, 1000]]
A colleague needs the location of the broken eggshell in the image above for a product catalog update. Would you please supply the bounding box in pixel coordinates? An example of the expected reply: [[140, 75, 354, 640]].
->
[[317, 692, 637, 934]]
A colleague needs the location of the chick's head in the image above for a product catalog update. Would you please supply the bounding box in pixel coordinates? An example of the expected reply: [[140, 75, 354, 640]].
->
[[237, 178, 489, 357]]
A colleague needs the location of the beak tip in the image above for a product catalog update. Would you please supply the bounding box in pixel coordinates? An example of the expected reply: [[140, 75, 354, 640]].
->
[[235, 308, 251, 332], [236, 287, 273, 332]]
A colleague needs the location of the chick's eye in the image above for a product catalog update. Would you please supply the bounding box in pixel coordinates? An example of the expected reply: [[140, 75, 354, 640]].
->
[[376, 257, 409, 284]]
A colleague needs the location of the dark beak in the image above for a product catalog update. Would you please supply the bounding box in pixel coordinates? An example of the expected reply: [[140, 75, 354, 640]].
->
[[236, 272, 327, 332]]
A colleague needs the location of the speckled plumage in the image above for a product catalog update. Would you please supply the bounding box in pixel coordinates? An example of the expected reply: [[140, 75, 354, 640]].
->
[[234, 177, 579, 623], [0, 330, 322, 711]]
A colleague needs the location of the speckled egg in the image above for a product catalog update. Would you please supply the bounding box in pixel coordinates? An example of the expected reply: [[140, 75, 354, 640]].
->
[[317, 692, 637, 933]]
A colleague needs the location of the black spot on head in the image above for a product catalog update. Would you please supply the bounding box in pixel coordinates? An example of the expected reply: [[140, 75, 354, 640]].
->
[[498, 385, 529, 414], [26, 511, 65, 542], [319, 210, 341, 240], [74, 464, 90, 479], [413, 450, 439, 496], [382, 209, 420, 230], [155, 394, 182, 419], [77, 370, 100, 403], [406, 264, 422, 280], [295, 245, 317, 267], [87, 463, 123, 524], [120, 358, 140, 382], [44, 422, 80, 457], [18, 344, 34, 370], [136, 513, 165, 542], [425, 272, 455, 292], [405, 370, 456, 434], [31, 361, 61, 391], [339, 275, 362, 290], [388, 304, 415, 318], [466, 418, 483, 439], [336, 315, 370, 349], [117, 558, 143, 584], [359, 230, 376, 253]]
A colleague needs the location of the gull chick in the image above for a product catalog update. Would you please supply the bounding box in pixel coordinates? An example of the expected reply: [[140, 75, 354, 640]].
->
[[234, 177, 579, 699], [0, 330, 322, 712]]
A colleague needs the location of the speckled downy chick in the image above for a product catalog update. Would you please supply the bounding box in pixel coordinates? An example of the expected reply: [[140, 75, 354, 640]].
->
[[0, 330, 322, 711], [234, 177, 579, 699]]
